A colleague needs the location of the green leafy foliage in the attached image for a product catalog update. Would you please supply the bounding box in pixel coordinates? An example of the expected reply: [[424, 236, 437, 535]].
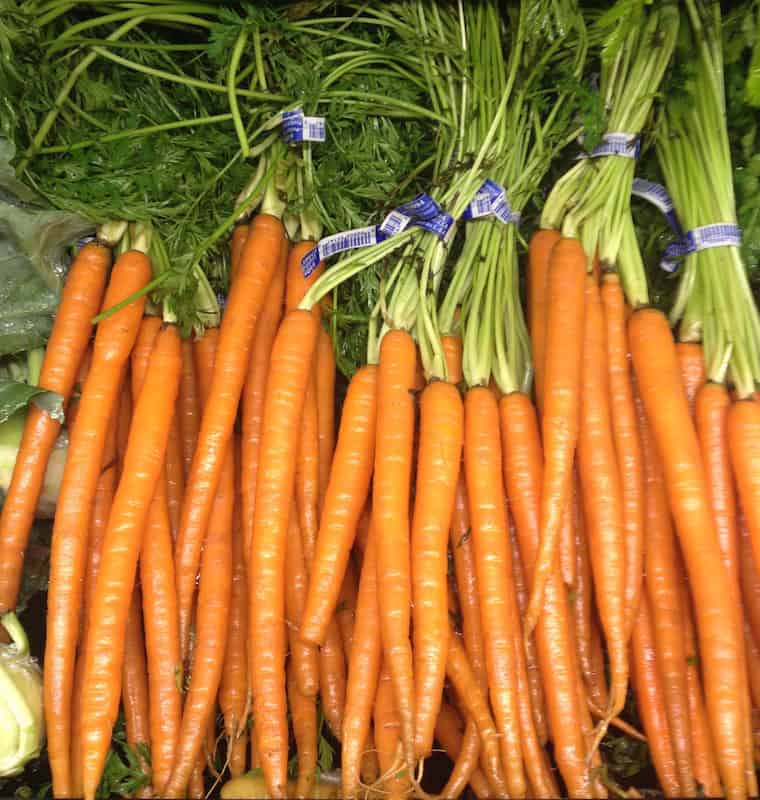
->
[[95, 718, 151, 800]]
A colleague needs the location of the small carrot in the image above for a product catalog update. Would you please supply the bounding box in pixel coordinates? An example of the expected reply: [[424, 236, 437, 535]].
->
[[0, 242, 110, 613], [301, 365, 378, 645], [288, 663, 318, 799], [45, 250, 151, 797], [122, 588, 151, 784], [434, 703, 492, 800], [178, 339, 200, 481]]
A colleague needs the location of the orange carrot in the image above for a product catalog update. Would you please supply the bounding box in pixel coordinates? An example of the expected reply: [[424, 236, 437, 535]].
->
[[320, 616, 347, 740], [229, 223, 249, 284], [373, 662, 411, 800], [0, 242, 110, 613], [435, 703, 492, 800], [675, 341, 705, 416], [316, 327, 336, 511], [741, 512, 760, 648], [728, 399, 760, 576], [165, 413, 184, 538], [288, 663, 318, 799], [178, 339, 200, 482], [122, 588, 151, 784], [336, 563, 358, 659]]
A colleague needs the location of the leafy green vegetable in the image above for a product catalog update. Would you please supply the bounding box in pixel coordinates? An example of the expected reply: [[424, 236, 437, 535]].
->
[[0, 381, 62, 426], [95, 717, 151, 800]]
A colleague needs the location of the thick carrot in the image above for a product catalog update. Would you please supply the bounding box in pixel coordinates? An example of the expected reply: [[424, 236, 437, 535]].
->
[[288, 663, 318, 799], [285, 501, 319, 698], [164, 446, 234, 797], [728, 399, 760, 575], [249, 308, 319, 797], [630, 591, 681, 798], [527, 229, 560, 410], [634, 378, 694, 793], [320, 616, 347, 740], [79, 324, 181, 800], [525, 238, 586, 635], [175, 214, 284, 658], [122, 588, 151, 784], [45, 250, 151, 797], [178, 339, 200, 481], [342, 522, 381, 799], [434, 702, 492, 800], [316, 326, 336, 510], [0, 242, 110, 613], [336, 563, 358, 659], [411, 379, 463, 758], [229, 222, 249, 284], [240, 241, 287, 564], [301, 365, 378, 645], [464, 387, 524, 797], [601, 274, 644, 638], [675, 342, 705, 416], [578, 276, 628, 729], [372, 329, 417, 769], [373, 662, 411, 800], [630, 307, 746, 798], [498, 391, 592, 796]]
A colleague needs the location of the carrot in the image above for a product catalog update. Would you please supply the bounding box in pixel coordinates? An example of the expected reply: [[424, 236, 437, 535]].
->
[[527, 229, 560, 410], [373, 662, 411, 800], [165, 413, 185, 538], [630, 591, 681, 798], [675, 341, 705, 416], [353, 504, 372, 561], [44, 250, 151, 797], [229, 222, 249, 284], [0, 242, 110, 614], [577, 276, 628, 731], [122, 588, 151, 784], [601, 273, 644, 638], [446, 633, 509, 798], [288, 663, 318, 799], [464, 386, 524, 797], [525, 238, 586, 636], [360, 732, 380, 789], [219, 452, 249, 777], [434, 702, 492, 800], [441, 334, 464, 386], [178, 339, 200, 481], [728, 398, 760, 575], [498, 390, 592, 797], [320, 616, 347, 741], [116, 375, 132, 465], [411, 379, 463, 758], [630, 307, 747, 798], [175, 214, 284, 658], [316, 327, 336, 509], [342, 522, 381, 799], [301, 365, 377, 645], [745, 623, 760, 710], [164, 445, 234, 798], [240, 241, 287, 564], [372, 328, 418, 770], [336, 562, 358, 659], [249, 308, 319, 797], [79, 324, 181, 800], [634, 377, 694, 793], [741, 512, 760, 648], [558, 486, 578, 588], [285, 501, 319, 698], [65, 346, 92, 433]]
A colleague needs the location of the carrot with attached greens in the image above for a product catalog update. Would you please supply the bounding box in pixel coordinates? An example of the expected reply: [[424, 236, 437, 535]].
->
[[411, 377, 463, 758], [241, 240, 287, 564], [0, 242, 110, 613], [728, 399, 760, 574], [249, 308, 319, 797], [79, 323, 181, 800], [175, 213, 284, 658], [527, 229, 559, 410], [179, 339, 200, 481], [464, 386, 525, 798], [525, 238, 586, 636], [630, 307, 747, 799], [45, 249, 151, 797], [301, 365, 378, 645], [342, 522, 381, 799], [373, 329, 417, 770]]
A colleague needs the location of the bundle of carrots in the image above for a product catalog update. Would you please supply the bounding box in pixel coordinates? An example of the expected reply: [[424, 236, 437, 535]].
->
[[0, 1, 759, 799]]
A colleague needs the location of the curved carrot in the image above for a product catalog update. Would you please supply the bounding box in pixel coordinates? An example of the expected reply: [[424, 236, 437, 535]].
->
[[249, 308, 319, 797], [435, 703, 492, 800], [675, 341, 705, 416], [301, 365, 377, 645], [178, 339, 200, 481], [578, 276, 628, 729], [527, 229, 560, 411], [728, 399, 760, 576], [79, 324, 181, 800], [316, 327, 336, 511], [229, 222, 249, 284], [601, 273, 644, 638], [342, 523, 381, 799], [0, 242, 110, 613], [240, 241, 287, 564], [630, 591, 681, 798], [320, 616, 347, 741], [164, 445, 234, 797], [373, 329, 417, 769], [464, 387, 524, 798], [498, 391, 592, 796], [45, 250, 151, 797], [411, 380, 463, 758], [630, 307, 747, 799], [122, 588, 151, 784], [288, 662, 318, 799], [525, 238, 586, 636], [175, 214, 284, 658]]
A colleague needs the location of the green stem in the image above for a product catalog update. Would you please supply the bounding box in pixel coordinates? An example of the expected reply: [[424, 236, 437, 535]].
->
[[227, 30, 249, 158]]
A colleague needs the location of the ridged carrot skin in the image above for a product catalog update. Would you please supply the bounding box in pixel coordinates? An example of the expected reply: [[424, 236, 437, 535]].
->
[[373, 329, 417, 769], [526, 238, 586, 636], [176, 214, 284, 658], [80, 325, 181, 800], [301, 365, 378, 645], [249, 309, 319, 798], [411, 380, 463, 758], [729, 399, 760, 576], [0, 242, 110, 613], [630, 308, 747, 800], [45, 250, 150, 798], [465, 387, 525, 798]]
